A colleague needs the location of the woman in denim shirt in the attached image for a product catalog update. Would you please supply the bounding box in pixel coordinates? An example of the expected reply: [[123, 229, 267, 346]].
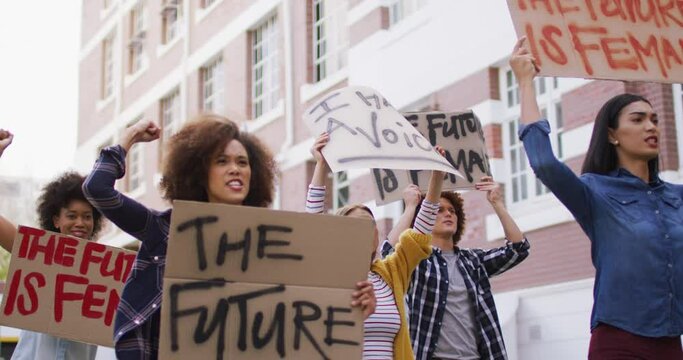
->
[[511, 37, 683, 359]]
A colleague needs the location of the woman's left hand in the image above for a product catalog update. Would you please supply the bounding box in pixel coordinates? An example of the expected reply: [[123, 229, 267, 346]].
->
[[351, 280, 376, 319]]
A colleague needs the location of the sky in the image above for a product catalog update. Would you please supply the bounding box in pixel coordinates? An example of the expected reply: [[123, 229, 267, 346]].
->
[[0, 1, 82, 182]]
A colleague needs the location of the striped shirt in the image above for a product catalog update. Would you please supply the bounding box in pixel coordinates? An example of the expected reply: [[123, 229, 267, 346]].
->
[[363, 273, 401, 359], [306, 184, 439, 359]]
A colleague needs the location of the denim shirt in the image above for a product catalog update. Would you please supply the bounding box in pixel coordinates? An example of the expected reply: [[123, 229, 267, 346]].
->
[[11, 331, 97, 360], [520, 119, 683, 337]]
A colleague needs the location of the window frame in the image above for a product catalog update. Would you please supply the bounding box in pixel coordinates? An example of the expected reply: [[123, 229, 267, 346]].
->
[[501, 67, 564, 206], [201, 56, 224, 114], [251, 14, 280, 119]]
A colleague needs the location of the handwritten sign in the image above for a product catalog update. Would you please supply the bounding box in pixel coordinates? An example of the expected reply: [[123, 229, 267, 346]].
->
[[0, 226, 135, 347], [373, 111, 491, 205], [159, 201, 376, 359], [507, 0, 683, 83], [304, 86, 463, 177]]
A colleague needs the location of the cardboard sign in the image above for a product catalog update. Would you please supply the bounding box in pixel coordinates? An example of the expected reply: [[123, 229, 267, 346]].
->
[[159, 201, 376, 359], [506, 0, 683, 83], [0, 226, 136, 347], [304, 86, 463, 178], [373, 111, 491, 205]]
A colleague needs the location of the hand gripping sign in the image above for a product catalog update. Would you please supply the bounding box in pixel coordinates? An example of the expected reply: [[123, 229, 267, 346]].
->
[[304, 86, 464, 179], [506, 0, 683, 83], [159, 201, 376, 360], [0, 226, 135, 347], [373, 111, 492, 205]]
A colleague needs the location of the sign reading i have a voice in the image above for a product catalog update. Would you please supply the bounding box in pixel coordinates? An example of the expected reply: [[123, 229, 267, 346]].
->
[[0, 226, 136, 347], [373, 111, 491, 205], [303, 86, 463, 178], [159, 201, 375, 360]]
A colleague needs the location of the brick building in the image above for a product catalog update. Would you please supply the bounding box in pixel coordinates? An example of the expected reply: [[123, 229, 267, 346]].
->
[[75, 0, 683, 358]]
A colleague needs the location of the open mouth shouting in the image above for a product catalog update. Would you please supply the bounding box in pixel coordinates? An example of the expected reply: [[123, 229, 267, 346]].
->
[[226, 179, 244, 192]]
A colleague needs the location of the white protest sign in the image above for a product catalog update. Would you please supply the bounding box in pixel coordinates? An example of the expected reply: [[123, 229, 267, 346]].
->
[[373, 111, 491, 205], [304, 86, 463, 178]]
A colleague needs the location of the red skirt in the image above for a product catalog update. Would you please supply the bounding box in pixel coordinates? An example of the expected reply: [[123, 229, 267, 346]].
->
[[589, 323, 683, 360]]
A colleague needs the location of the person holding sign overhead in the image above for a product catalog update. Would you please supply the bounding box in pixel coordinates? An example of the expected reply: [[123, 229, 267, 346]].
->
[[0, 130, 104, 360], [82, 116, 376, 360], [306, 132, 447, 360], [512, 36, 683, 359], [382, 174, 529, 357]]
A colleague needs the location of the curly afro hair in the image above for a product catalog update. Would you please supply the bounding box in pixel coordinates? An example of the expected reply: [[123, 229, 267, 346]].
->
[[37, 171, 103, 237], [411, 191, 466, 244], [160, 114, 277, 207]]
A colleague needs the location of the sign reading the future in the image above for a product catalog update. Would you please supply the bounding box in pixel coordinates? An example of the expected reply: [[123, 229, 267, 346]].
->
[[373, 111, 491, 205], [304, 86, 463, 178], [159, 201, 376, 359], [507, 0, 683, 83]]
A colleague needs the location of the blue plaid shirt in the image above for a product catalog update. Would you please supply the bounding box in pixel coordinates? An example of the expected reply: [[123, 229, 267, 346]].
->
[[83, 145, 168, 360], [382, 238, 530, 360]]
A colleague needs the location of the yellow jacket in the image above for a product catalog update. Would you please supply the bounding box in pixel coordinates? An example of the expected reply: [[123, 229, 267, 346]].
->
[[370, 229, 432, 360]]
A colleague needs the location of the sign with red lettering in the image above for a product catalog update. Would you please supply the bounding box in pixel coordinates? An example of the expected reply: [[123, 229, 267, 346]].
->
[[0, 226, 136, 347], [159, 201, 375, 359], [373, 111, 491, 205], [507, 0, 683, 83], [304, 86, 464, 178]]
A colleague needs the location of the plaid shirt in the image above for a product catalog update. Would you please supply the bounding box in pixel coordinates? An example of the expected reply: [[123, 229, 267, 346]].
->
[[382, 238, 530, 360], [83, 145, 167, 360]]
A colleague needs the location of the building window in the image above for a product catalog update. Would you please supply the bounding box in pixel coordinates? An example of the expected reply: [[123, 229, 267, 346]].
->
[[162, 0, 181, 44], [333, 171, 350, 210], [505, 69, 519, 108], [503, 67, 565, 204], [251, 15, 279, 118], [507, 118, 529, 202], [101, 34, 115, 99], [555, 101, 564, 159], [312, 0, 348, 82], [201, 0, 217, 7], [201, 56, 224, 114], [161, 89, 180, 141], [128, 3, 145, 74], [160, 89, 180, 164], [127, 118, 145, 192], [388, 0, 426, 25], [506, 69, 548, 108]]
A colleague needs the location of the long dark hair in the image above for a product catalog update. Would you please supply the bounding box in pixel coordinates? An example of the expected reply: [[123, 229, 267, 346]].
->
[[581, 93, 658, 177]]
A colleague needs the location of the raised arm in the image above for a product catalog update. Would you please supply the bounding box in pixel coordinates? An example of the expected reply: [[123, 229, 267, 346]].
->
[[384, 147, 446, 250], [0, 130, 17, 251], [511, 37, 594, 230], [476, 176, 523, 243], [82, 120, 163, 247], [0, 129, 13, 158], [386, 184, 420, 246], [305, 133, 330, 214], [0, 216, 17, 253]]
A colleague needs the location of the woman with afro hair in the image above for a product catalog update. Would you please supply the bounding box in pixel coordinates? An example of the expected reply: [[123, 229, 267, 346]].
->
[[0, 129, 104, 360], [83, 115, 376, 360]]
